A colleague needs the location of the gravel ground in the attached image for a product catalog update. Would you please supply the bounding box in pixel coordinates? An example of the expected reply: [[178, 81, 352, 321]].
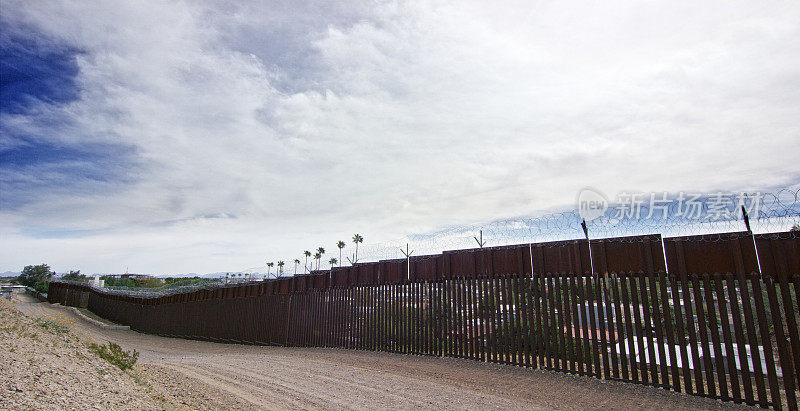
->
[[9, 293, 747, 410], [0, 296, 165, 410]]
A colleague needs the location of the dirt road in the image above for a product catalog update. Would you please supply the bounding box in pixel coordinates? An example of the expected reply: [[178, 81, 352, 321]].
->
[[13, 293, 742, 410]]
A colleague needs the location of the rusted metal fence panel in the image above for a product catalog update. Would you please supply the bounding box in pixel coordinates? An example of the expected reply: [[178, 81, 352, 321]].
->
[[590, 234, 665, 274], [331, 268, 348, 288], [379, 259, 405, 284], [444, 249, 477, 278], [411, 255, 438, 281], [314, 273, 327, 289], [357, 263, 377, 285], [664, 232, 759, 276], [531, 239, 591, 275], [756, 230, 800, 280]]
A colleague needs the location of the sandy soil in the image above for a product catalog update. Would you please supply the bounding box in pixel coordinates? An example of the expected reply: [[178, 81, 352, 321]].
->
[[9, 293, 745, 410], [0, 295, 163, 410]]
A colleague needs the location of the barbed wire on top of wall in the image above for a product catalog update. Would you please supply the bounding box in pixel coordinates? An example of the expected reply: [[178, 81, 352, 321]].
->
[[354, 186, 800, 263], [53, 187, 799, 295]]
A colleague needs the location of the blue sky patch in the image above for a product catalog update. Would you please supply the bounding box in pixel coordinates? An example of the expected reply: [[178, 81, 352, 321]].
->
[[0, 138, 139, 210], [0, 22, 81, 115], [1, 23, 139, 211]]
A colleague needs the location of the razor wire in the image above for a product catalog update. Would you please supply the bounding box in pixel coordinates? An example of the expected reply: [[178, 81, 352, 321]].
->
[[51, 186, 800, 294], [51, 277, 234, 298], [354, 186, 800, 262]]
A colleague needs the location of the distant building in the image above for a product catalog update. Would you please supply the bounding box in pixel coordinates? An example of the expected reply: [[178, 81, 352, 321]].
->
[[104, 273, 154, 280]]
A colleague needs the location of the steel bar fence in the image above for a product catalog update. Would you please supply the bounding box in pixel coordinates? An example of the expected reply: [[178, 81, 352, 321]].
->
[[48, 229, 800, 410]]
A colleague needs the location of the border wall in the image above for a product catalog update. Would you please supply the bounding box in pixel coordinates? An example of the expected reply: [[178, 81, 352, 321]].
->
[[48, 230, 800, 409]]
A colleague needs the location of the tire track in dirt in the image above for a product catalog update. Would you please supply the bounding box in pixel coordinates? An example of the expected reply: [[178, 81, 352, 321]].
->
[[184, 361, 340, 408], [193, 359, 449, 409], [161, 362, 312, 409]]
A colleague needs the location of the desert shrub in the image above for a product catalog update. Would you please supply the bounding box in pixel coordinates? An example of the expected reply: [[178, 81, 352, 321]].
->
[[34, 317, 69, 334], [88, 341, 139, 370]]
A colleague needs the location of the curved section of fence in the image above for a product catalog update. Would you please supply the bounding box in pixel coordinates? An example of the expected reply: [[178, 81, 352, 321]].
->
[[48, 230, 800, 409]]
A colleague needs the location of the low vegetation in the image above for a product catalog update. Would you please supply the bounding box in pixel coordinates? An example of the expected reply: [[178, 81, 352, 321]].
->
[[102, 276, 207, 289], [34, 317, 70, 334], [1, 296, 168, 408], [88, 341, 139, 370], [102, 276, 163, 288], [161, 276, 208, 287]]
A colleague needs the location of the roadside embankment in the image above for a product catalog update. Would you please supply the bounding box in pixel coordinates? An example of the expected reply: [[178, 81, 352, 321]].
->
[[0, 296, 165, 409]]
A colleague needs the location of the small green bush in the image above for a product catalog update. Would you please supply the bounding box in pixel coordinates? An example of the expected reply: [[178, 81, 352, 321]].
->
[[34, 318, 69, 334], [88, 341, 139, 370]]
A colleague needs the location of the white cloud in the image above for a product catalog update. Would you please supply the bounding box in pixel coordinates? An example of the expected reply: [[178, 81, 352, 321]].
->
[[2, 0, 799, 273]]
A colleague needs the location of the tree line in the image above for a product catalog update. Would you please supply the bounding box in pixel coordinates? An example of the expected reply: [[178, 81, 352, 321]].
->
[[265, 233, 365, 278]]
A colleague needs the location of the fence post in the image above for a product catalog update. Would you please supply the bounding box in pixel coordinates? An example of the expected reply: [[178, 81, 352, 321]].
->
[[742, 205, 763, 275]]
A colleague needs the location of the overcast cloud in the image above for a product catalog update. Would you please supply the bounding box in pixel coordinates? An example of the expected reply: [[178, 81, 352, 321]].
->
[[1, 1, 799, 274]]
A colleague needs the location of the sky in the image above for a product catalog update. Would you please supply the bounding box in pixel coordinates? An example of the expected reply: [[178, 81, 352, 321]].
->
[[1, 1, 799, 275]]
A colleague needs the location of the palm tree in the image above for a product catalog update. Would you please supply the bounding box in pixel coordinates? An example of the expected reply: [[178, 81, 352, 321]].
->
[[329, 257, 337, 267], [303, 250, 311, 273], [293, 259, 300, 275], [317, 247, 325, 269], [313, 252, 321, 270], [277, 261, 285, 277], [337, 241, 346, 267], [352, 233, 363, 263], [266, 262, 274, 278]]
